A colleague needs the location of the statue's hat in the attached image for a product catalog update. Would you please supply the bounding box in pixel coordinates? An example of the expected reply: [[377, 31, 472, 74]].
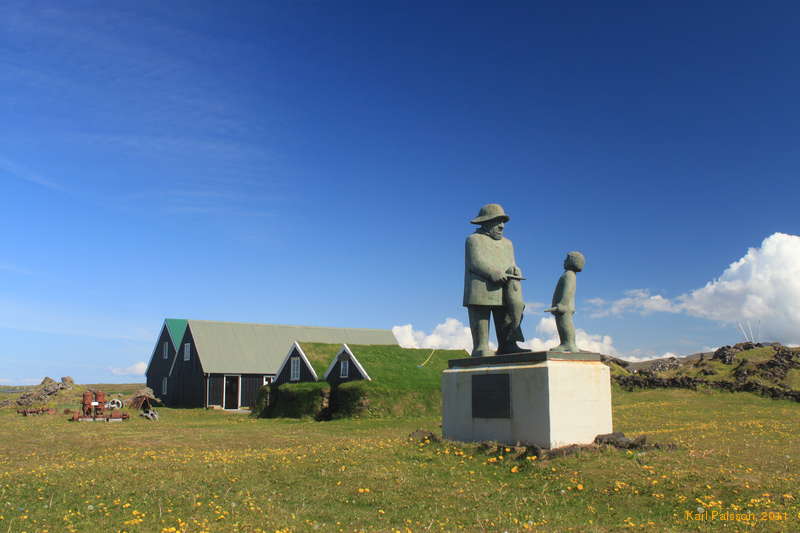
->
[[470, 203, 510, 224]]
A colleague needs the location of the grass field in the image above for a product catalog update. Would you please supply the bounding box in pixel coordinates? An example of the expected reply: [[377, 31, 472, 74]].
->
[[0, 386, 798, 532]]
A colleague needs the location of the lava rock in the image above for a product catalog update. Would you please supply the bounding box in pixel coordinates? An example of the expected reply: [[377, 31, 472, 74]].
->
[[408, 429, 440, 443]]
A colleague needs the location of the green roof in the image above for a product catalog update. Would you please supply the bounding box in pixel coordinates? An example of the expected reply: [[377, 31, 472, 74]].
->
[[165, 319, 188, 349], [186, 320, 397, 375], [298, 342, 345, 376]]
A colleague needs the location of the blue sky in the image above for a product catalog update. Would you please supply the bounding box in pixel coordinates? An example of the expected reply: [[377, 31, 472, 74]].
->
[[2, 1, 799, 384]]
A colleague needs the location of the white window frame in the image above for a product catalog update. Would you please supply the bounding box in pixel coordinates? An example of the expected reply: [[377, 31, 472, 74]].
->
[[290, 357, 300, 381], [183, 342, 191, 361], [340, 358, 349, 379], [163, 341, 169, 359], [162, 377, 167, 395], [263, 376, 273, 386]]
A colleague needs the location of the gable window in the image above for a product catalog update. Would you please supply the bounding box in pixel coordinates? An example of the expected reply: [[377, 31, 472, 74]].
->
[[162, 377, 168, 395], [162, 342, 169, 359], [340, 359, 349, 378], [183, 343, 191, 361], [290, 357, 300, 381]]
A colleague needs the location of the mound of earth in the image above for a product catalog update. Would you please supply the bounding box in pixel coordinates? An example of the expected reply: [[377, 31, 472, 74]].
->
[[609, 343, 800, 402]]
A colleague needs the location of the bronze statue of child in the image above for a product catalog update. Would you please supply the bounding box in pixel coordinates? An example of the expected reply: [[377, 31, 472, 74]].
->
[[544, 251, 585, 353]]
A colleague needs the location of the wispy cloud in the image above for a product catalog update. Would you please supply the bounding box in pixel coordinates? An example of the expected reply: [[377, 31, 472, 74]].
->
[[522, 301, 547, 315], [0, 298, 153, 342], [0, 377, 41, 386], [0, 155, 64, 191], [113, 183, 278, 218], [587, 289, 678, 318]]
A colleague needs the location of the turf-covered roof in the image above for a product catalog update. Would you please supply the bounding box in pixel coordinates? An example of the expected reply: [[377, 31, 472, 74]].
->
[[186, 320, 397, 375], [299, 342, 468, 387]]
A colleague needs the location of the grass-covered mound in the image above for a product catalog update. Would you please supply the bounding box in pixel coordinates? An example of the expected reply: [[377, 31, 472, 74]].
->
[[260, 382, 331, 419], [340, 344, 469, 417], [296, 342, 344, 377], [298, 343, 468, 418]]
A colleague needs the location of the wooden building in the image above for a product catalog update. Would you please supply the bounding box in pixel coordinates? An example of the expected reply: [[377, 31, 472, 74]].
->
[[144, 319, 396, 409], [144, 319, 188, 404], [323, 344, 371, 385]]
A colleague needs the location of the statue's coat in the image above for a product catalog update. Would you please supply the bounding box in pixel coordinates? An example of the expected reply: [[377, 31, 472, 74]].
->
[[463, 232, 518, 307]]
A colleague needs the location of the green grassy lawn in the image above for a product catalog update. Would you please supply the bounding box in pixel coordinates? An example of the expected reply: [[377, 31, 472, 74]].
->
[[1, 387, 798, 532]]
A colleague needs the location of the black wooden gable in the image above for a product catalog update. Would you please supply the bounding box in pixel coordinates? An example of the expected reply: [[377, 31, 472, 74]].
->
[[168, 327, 206, 407], [324, 345, 370, 385], [273, 343, 318, 386]]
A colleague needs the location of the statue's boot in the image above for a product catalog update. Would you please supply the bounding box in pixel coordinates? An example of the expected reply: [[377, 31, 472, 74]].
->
[[549, 343, 579, 353], [498, 342, 526, 355]]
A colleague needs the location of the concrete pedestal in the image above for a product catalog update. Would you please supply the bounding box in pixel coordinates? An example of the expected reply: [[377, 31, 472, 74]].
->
[[441, 352, 612, 449]]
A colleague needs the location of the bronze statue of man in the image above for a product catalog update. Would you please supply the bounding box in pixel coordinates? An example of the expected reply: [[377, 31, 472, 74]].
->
[[463, 203, 526, 357]]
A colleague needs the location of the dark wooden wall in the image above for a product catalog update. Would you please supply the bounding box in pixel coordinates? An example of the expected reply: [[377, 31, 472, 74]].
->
[[241, 375, 264, 408], [145, 327, 176, 404], [170, 328, 206, 407], [207, 375, 224, 406], [326, 355, 366, 385], [273, 347, 317, 385]]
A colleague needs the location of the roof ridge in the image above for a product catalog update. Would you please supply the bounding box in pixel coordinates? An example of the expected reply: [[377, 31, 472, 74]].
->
[[185, 319, 391, 332]]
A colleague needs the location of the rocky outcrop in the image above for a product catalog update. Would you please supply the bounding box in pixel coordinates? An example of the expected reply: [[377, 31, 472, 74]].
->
[[712, 342, 772, 365], [648, 357, 681, 373], [755, 346, 800, 382], [0, 376, 74, 408], [614, 371, 800, 402]]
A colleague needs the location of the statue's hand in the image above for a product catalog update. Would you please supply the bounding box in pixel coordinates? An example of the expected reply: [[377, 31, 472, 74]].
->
[[489, 270, 508, 284]]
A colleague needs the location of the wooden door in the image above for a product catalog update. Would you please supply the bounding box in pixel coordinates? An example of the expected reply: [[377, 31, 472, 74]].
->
[[224, 376, 239, 409]]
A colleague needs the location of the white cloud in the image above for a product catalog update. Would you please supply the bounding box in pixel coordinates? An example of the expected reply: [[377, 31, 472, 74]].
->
[[110, 361, 147, 376], [393, 318, 474, 351], [677, 233, 800, 340], [588, 233, 800, 345], [520, 317, 619, 355], [588, 289, 678, 317], [393, 316, 618, 355], [619, 350, 683, 363]]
